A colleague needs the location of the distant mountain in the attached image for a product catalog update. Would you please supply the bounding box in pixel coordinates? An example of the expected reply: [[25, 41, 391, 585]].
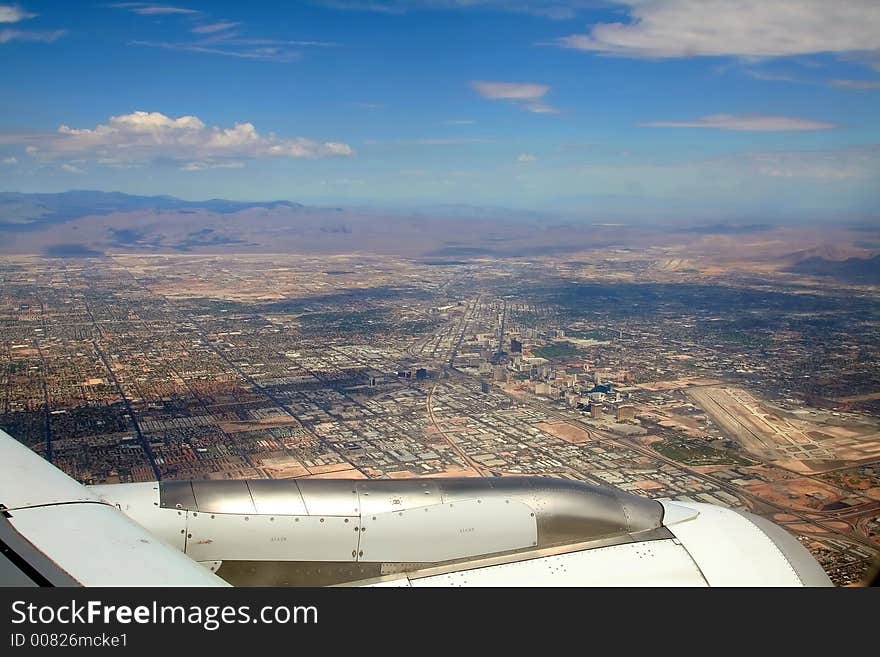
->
[[0, 190, 301, 230], [784, 254, 880, 284]]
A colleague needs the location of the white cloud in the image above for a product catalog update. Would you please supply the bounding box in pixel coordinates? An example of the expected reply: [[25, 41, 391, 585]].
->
[[2, 156, 16, 164], [639, 113, 837, 131], [556, 0, 880, 59], [437, 119, 476, 125], [742, 147, 880, 179], [109, 3, 199, 15], [517, 153, 537, 163], [60, 163, 85, 174], [192, 22, 238, 34], [316, 1, 590, 20], [24, 111, 354, 167], [830, 78, 880, 89], [0, 4, 35, 22], [470, 81, 559, 114], [0, 28, 65, 43], [471, 81, 548, 100], [181, 160, 246, 171]]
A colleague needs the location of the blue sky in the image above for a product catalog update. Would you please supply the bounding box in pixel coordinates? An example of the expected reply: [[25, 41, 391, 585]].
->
[[1, 0, 879, 219]]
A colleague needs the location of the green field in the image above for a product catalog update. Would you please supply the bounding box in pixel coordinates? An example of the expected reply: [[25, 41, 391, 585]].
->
[[533, 341, 585, 360], [653, 437, 755, 466]]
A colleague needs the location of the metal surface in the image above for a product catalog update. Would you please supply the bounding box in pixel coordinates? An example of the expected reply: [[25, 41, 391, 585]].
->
[[663, 501, 832, 587], [407, 539, 708, 587], [159, 480, 197, 511], [355, 479, 443, 515], [8, 503, 227, 587], [90, 482, 187, 551], [296, 479, 360, 516], [0, 515, 81, 587], [735, 509, 832, 587], [192, 480, 256, 515], [437, 477, 664, 548], [359, 499, 537, 563], [186, 512, 359, 563], [159, 476, 664, 551], [247, 480, 308, 515]]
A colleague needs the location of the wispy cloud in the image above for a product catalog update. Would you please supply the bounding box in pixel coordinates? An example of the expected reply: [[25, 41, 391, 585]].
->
[[0, 3, 64, 44], [181, 160, 246, 171], [2, 156, 16, 165], [110, 3, 335, 62], [108, 3, 199, 15], [409, 137, 490, 145], [639, 113, 838, 131], [470, 81, 559, 114], [60, 163, 85, 174], [517, 153, 537, 163], [556, 0, 880, 59], [437, 119, 476, 125], [0, 4, 35, 22], [192, 21, 238, 34], [353, 101, 385, 109], [829, 78, 880, 90], [0, 28, 65, 43], [130, 40, 304, 62], [20, 110, 354, 168], [315, 1, 592, 20]]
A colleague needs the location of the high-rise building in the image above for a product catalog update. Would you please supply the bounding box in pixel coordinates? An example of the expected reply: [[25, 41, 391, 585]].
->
[[510, 338, 522, 354], [617, 405, 636, 421]]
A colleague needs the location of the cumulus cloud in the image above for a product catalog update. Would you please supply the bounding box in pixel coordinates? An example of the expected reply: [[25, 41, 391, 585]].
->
[[0, 4, 34, 22], [60, 163, 85, 174], [517, 153, 537, 163], [2, 156, 17, 164], [639, 113, 838, 131], [23, 111, 354, 168], [556, 0, 880, 59], [470, 81, 559, 114]]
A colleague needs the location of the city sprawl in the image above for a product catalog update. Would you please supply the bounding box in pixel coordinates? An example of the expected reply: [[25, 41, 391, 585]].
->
[[1, 250, 878, 585]]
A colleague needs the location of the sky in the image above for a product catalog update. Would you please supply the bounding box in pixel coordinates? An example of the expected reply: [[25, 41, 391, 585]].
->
[[1, 0, 879, 219]]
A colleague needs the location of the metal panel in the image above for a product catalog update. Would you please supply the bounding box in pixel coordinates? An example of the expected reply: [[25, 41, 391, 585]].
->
[[185, 512, 359, 562], [356, 479, 442, 515], [435, 477, 664, 548], [247, 480, 308, 515], [734, 509, 831, 587], [0, 515, 80, 586], [666, 501, 827, 587], [191, 480, 256, 514], [296, 479, 360, 516], [158, 480, 197, 511], [359, 499, 537, 563], [7, 503, 227, 587], [91, 483, 187, 552], [408, 539, 707, 587]]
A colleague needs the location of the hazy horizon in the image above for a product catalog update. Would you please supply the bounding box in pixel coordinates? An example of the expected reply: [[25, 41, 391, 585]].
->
[[1, 1, 879, 219]]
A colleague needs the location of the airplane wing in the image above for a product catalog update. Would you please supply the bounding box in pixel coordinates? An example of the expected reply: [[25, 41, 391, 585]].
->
[[0, 429, 831, 587], [0, 429, 226, 587]]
